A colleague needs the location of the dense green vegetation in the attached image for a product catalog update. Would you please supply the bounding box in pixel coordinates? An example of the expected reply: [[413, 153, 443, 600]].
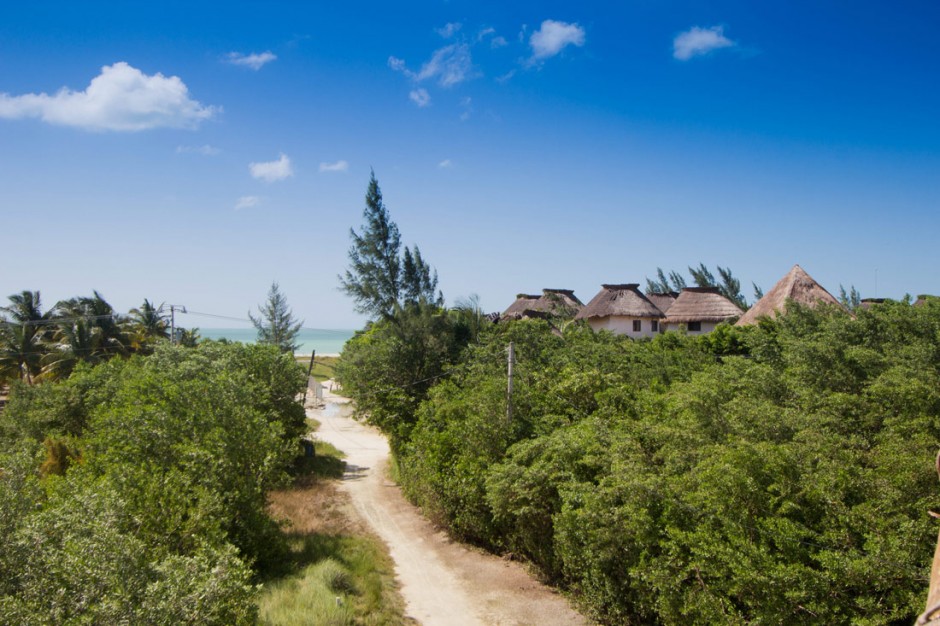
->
[[0, 340, 308, 623], [338, 298, 940, 624], [0, 290, 199, 384]]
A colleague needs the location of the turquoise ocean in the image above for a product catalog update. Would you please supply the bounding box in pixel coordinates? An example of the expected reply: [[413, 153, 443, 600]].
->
[[198, 328, 355, 355]]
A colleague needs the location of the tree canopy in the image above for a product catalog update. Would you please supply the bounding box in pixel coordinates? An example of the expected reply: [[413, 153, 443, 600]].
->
[[248, 282, 303, 353], [647, 263, 750, 309], [338, 298, 940, 624], [339, 171, 442, 319], [0, 340, 308, 623]]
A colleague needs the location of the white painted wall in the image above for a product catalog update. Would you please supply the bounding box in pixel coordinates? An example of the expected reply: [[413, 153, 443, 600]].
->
[[660, 321, 720, 335], [587, 316, 661, 338]]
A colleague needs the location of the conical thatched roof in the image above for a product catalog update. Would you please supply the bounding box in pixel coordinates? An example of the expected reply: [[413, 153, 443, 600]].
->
[[538, 288, 584, 313], [502, 289, 583, 320], [736, 264, 844, 326], [502, 294, 541, 318], [665, 287, 743, 324], [575, 284, 664, 320], [647, 292, 678, 314]]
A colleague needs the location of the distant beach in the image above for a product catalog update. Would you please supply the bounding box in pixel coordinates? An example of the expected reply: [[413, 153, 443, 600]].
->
[[197, 328, 355, 356]]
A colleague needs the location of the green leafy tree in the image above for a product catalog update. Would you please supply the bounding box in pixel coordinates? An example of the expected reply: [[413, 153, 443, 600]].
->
[[753, 281, 765, 301], [648, 264, 748, 309], [0, 290, 51, 384], [249, 282, 303, 353], [42, 291, 130, 379], [839, 283, 862, 311], [646, 268, 686, 294], [340, 171, 443, 319], [340, 171, 403, 319], [128, 299, 170, 351], [402, 245, 443, 307]]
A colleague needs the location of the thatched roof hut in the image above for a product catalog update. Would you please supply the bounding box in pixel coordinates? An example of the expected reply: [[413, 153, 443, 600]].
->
[[647, 292, 678, 315], [736, 264, 844, 326], [502, 294, 541, 319], [575, 284, 664, 321], [501, 289, 583, 320], [664, 287, 743, 324]]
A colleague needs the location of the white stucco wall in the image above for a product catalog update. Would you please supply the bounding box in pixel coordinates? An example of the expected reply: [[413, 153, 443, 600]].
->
[[587, 316, 661, 338], [661, 321, 720, 335]]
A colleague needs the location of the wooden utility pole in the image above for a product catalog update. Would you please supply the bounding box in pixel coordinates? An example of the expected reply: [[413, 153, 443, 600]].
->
[[168, 304, 186, 344], [506, 341, 515, 425]]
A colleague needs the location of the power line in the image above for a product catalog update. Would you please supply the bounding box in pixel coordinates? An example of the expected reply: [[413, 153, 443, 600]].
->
[[181, 310, 354, 334]]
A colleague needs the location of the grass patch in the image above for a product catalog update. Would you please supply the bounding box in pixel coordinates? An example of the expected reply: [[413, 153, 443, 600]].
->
[[259, 532, 407, 625], [293, 439, 346, 482], [263, 460, 411, 625], [296, 355, 340, 382]]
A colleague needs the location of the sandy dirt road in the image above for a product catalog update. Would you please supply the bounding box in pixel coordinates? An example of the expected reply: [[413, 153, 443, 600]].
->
[[311, 388, 588, 626]]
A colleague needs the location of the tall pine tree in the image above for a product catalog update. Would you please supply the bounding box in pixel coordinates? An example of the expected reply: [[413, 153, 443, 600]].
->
[[249, 282, 303, 353], [340, 171, 442, 318]]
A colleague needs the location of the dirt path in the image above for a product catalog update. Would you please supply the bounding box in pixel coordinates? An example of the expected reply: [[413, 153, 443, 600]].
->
[[311, 386, 588, 626]]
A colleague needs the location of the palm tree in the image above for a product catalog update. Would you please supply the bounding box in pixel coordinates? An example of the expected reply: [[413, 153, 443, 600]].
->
[[42, 291, 130, 379], [128, 299, 169, 352], [0, 290, 51, 383]]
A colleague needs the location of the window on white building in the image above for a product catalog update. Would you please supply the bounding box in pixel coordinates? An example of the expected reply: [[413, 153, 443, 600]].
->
[[632, 320, 642, 332]]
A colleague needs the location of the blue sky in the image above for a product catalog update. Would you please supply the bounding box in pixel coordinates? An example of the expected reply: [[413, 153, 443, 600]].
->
[[2, 1, 939, 329]]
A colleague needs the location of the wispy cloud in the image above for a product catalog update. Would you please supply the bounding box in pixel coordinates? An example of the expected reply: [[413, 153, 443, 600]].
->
[[249, 153, 293, 182], [477, 27, 508, 48], [529, 20, 585, 63], [436, 22, 462, 38], [459, 96, 472, 121], [225, 51, 277, 70], [0, 62, 217, 132], [235, 196, 260, 210], [389, 43, 474, 88], [319, 159, 349, 173], [673, 26, 735, 60], [409, 88, 431, 107], [438, 159, 453, 169], [177, 144, 220, 156]]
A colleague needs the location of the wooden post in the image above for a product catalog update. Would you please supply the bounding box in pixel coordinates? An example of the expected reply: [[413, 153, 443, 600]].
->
[[305, 350, 316, 404]]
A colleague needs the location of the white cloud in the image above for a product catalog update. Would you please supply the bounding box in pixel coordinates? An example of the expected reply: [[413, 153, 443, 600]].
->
[[419, 43, 473, 86], [390, 44, 474, 88], [438, 159, 453, 168], [249, 153, 293, 182], [235, 196, 260, 210], [176, 144, 220, 156], [0, 62, 218, 132], [529, 20, 585, 62], [409, 88, 431, 107], [319, 159, 349, 173], [436, 22, 462, 38], [225, 51, 277, 70], [673, 26, 735, 60], [477, 27, 508, 48]]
